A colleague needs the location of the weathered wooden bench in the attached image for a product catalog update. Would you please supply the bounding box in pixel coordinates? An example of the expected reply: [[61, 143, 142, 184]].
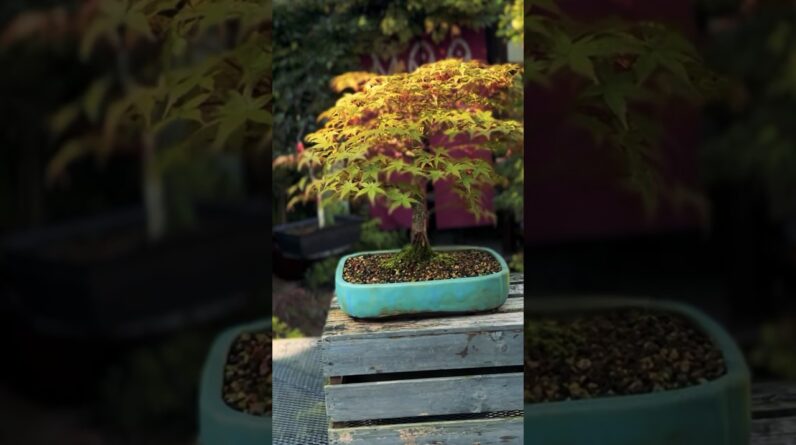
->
[[319, 273, 525, 445], [274, 337, 796, 444], [274, 272, 796, 445]]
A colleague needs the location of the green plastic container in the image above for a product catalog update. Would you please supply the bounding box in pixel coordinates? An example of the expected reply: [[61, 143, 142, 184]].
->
[[524, 298, 751, 445], [199, 319, 272, 445], [335, 246, 509, 318]]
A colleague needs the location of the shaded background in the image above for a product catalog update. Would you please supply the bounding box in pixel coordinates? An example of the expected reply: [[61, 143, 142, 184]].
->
[[524, 0, 796, 382], [0, 0, 271, 443], [0, 0, 794, 444]]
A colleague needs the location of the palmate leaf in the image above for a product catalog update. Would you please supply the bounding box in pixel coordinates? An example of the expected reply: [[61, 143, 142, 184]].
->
[[152, 92, 209, 133], [355, 182, 385, 204], [603, 85, 628, 129], [101, 97, 134, 152], [47, 137, 97, 182], [83, 77, 113, 123], [50, 103, 82, 137], [568, 51, 597, 84], [386, 189, 416, 213], [212, 90, 270, 149], [338, 181, 360, 198], [80, 0, 128, 60], [125, 9, 155, 40]]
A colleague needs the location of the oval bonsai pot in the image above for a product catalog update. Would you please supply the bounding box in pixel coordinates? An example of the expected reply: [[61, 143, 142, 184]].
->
[[199, 319, 271, 445], [335, 246, 509, 319], [524, 298, 751, 445]]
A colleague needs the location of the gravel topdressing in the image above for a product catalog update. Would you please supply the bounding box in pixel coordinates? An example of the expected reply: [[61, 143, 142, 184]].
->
[[525, 309, 727, 403], [342, 249, 502, 284], [223, 330, 272, 416]]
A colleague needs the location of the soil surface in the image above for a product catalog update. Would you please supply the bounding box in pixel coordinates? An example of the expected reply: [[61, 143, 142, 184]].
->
[[343, 249, 502, 284], [223, 330, 272, 416], [525, 309, 727, 403]]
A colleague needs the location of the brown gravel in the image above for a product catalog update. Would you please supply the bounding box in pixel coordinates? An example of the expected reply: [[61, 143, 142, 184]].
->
[[223, 330, 272, 416], [342, 249, 502, 284], [525, 309, 727, 403]]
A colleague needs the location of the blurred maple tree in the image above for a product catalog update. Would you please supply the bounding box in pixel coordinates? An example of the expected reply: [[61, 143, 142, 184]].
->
[[2, 0, 271, 240]]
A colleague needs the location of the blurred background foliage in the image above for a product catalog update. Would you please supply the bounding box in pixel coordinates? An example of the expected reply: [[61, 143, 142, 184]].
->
[[1, 0, 271, 239], [0, 0, 139, 232], [700, 0, 796, 221], [697, 0, 796, 381], [0, 1, 272, 442]]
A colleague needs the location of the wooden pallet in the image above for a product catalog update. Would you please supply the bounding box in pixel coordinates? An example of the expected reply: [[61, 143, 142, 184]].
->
[[320, 273, 524, 445]]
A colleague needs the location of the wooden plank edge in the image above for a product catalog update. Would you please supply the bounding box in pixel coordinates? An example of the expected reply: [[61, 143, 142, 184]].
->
[[328, 415, 523, 445], [325, 372, 523, 422]]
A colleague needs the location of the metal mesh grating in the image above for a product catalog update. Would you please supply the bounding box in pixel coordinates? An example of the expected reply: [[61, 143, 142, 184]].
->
[[334, 410, 524, 429], [273, 338, 328, 445]]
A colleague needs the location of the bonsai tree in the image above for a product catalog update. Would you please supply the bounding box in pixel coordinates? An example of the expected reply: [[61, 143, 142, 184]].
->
[[295, 58, 523, 266], [1, 0, 272, 241]]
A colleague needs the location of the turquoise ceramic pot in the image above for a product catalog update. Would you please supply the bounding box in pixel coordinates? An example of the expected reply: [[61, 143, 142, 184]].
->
[[524, 298, 751, 445], [335, 245, 509, 319], [199, 319, 272, 445]]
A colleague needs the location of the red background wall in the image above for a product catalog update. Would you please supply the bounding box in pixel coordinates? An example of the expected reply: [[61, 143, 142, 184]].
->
[[524, 0, 703, 244]]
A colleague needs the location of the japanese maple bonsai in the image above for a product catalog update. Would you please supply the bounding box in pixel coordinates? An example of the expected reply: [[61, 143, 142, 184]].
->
[[298, 58, 523, 318]]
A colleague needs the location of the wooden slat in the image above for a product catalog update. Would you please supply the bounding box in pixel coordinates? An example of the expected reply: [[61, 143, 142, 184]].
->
[[322, 327, 522, 376], [752, 416, 796, 445], [753, 382, 796, 418], [322, 297, 522, 376], [508, 282, 523, 298], [328, 415, 523, 445], [509, 272, 524, 284], [323, 298, 522, 340], [325, 373, 523, 422]]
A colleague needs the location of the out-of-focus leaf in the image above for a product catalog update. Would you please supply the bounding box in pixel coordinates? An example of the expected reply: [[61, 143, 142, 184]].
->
[[47, 138, 94, 182], [83, 77, 112, 122], [50, 104, 82, 136]]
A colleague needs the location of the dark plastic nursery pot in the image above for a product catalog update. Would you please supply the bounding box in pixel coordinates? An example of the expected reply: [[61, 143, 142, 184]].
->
[[1, 202, 268, 338], [524, 298, 751, 445], [199, 319, 271, 445], [273, 215, 363, 260], [335, 245, 509, 318]]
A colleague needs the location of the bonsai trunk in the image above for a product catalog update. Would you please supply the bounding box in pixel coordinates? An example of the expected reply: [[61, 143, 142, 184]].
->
[[118, 42, 166, 243], [142, 133, 166, 242], [310, 168, 326, 229], [408, 189, 433, 262], [405, 139, 433, 263]]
